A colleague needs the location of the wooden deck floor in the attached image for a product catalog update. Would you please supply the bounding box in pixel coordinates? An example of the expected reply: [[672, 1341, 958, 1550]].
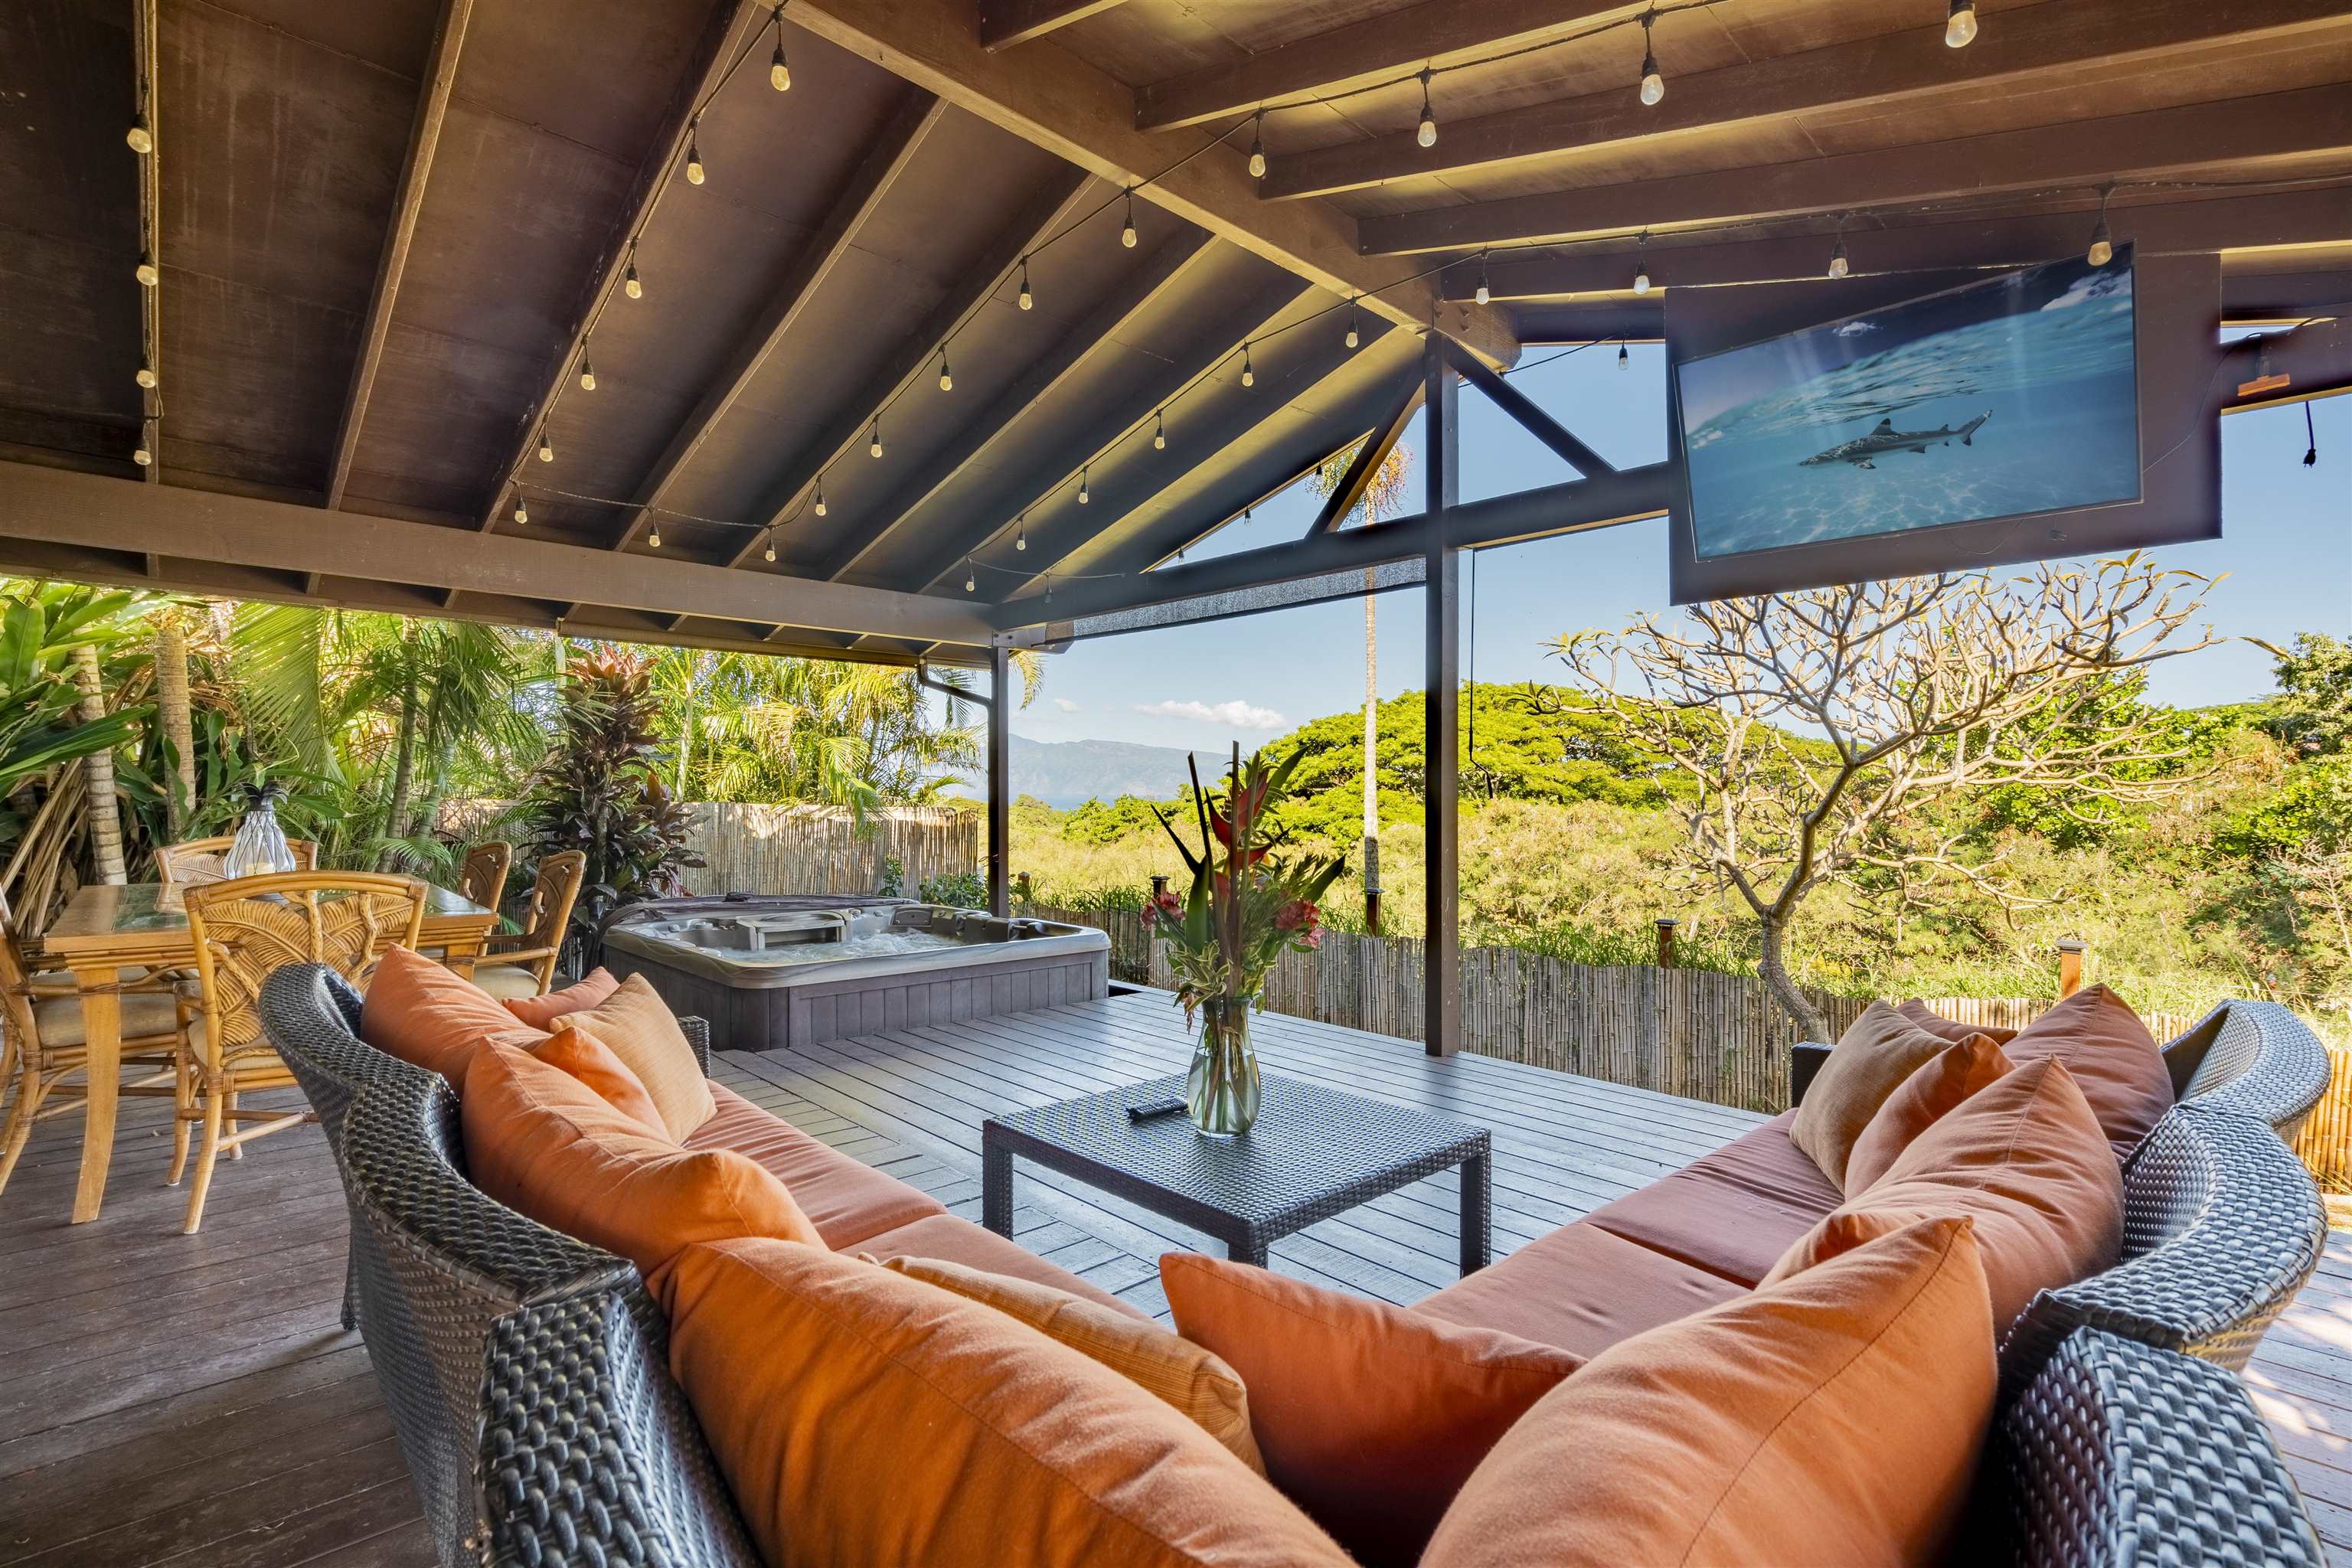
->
[[2, 988, 2347, 1563]]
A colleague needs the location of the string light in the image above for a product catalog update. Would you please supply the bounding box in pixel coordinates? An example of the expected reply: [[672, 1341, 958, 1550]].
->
[[624, 243, 643, 300], [1015, 518, 1027, 550], [769, 5, 791, 90], [135, 253, 158, 288], [126, 117, 153, 155], [1247, 113, 1267, 180], [1121, 188, 1138, 248], [814, 478, 827, 516], [1416, 69, 1438, 149], [685, 118, 705, 185], [132, 420, 152, 467], [648, 523, 662, 548], [1018, 256, 1033, 311], [965, 557, 977, 593], [135, 361, 157, 390], [1632, 230, 1652, 295], [579, 347, 597, 391], [869, 419, 884, 458], [2086, 185, 2115, 267], [763, 532, 777, 562], [1154, 410, 1166, 449], [536, 427, 554, 462], [1618, 341, 1629, 370], [1345, 301, 1360, 350], [938, 347, 953, 392], [1945, 0, 1978, 49], [1827, 216, 1850, 279], [1638, 12, 1665, 106], [1240, 344, 1255, 388], [1475, 251, 1491, 305], [511, 492, 528, 524], [1078, 467, 1090, 504]]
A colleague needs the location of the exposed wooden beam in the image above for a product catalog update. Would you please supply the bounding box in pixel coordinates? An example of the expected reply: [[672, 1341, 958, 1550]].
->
[[472, 0, 760, 534], [818, 229, 1215, 582], [612, 90, 945, 557], [901, 270, 1319, 592], [781, 0, 1519, 364], [1306, 374, 1422, 536], [1457, 186, 2352, 298], [1442, 340, 1612, 475], [1137, 0, 1635, 133], [0, 465, 995, 648], [1366, 87, 2352, 255], [1259, 0, 2352, 201], [720, 167, 1093, 577], [980, 0, 1129, 51], [1096, 423, 1375, 581], [1423, 335, 1459, 1058], [325, 0, 475, 512], [130, 0, 159, 500], [2223, 315, 2350, 411]]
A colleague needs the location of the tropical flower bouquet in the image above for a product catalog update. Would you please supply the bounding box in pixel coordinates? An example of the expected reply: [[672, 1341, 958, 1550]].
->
[[1145, 745, 1346, 1135]]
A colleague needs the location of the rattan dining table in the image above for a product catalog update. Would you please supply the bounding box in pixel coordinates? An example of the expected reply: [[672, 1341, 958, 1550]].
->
[[37, 879, 497, 1223]]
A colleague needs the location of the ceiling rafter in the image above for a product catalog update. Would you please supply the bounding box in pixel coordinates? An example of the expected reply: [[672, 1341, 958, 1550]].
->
[[1442, 341, 1612, 475], [1305, 375, 1423, 537], [980, 0, 1132, 51], [1256, 0, 2352, 201], [817, 228, 1218, 583]]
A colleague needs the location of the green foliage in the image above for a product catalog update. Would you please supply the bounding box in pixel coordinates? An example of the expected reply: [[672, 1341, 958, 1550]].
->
[[917, 869, 986, 909], [878, 855, 905, 897], [2265, 632, 2352, 760], [0, 585, 154, 798]]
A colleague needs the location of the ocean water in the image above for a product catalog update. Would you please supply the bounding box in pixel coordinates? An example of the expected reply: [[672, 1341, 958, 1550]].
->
[[1682, 269, 2139, 558]]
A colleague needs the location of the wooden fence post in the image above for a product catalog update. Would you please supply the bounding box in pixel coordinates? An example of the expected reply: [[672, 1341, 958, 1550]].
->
[[1655, 917, 1678, 969], [2056, 940, 2086, 998]]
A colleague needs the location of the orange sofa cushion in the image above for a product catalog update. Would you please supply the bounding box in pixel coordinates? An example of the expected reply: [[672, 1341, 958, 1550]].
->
[[884, 1254, 1264, 1472], [1792, 1001, 1955, 1187], [559, 972, 714, 1140], [361, 943, 545, 1083], [1423, 1216, 1995, 1568], [502, 966, 620, 1030], [1583, 1110, 1845, 1286], [1844, 1033, 2012, 1196], [459, 1046, 822, 1276], [1765, 1057, 2122, 1336], [525, 1024, 665, 1135], [650, 1238, 1354, 1568], [1161, 1252, 1583, 1568], [686, 1082, 947, 1247], [1998, 984, 2174, 1161], [1900, 999, 2019, 1048], [855, 1210, 1145, 1317], [1415, 1219, 1746, 1360]]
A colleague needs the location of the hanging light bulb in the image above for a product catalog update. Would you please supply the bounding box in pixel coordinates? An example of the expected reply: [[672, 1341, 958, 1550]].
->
[[1632, 230, 1651, 296], [1044, 577, 1053, 606], [965, 558, 977, 593], [1246, 113, 1266, 181], [648, 523, 662, 549], [2086, 185, 2115, 268], [135, 361, 157, 390], [870, 420, 884, 459], [684, 118, 705, 185], [1121, 188, 1137, 249], [624, 242, 643, 300], [938, 348, 953, 392], [579, 349, 597, 391], [1240, 343, 1255, 388], [1827, 224, 1850, 280], [1015, 518, 1027, 551], [126, 116, 153, 155], [132, 420, 152, 467], [769, 5, 792, 90], [1345, 300, 1360, 351], [1639, 12, 1664, 106], [763, 533, 777, 563], [1243, 504, 1253, 521], [1618, 341, 1629, 370], [135, 253, 159, 288], [1153, 409, 1166, 450], [1945, 0, 1978, 49], [536, 427, 554, 462], [814, 479, 828, 517], [1018, 256, 1033, 311], [1416, 69, 1438, 149], [1078, 467, 1090, 504], [1475, 251, 1491, 306], [512, 492, 528, 524]]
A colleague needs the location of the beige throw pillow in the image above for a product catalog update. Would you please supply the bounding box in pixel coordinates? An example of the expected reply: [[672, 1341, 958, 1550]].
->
[[563, 973, 714, 1140], [1790, 1001, 1954, 1188]]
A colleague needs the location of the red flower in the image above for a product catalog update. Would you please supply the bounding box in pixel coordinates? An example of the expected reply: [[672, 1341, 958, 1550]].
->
[[1276, 899, 1318, 933], [1302, 928, 1322, 950], [1142, 889, 1182, 926]]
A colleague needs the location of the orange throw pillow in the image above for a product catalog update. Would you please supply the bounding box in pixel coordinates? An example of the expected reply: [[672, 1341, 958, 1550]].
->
[[651, 1239, 1354, 1568], [361, 943, 545, 1083], [460, 1046, 821, 1276], [1899, 999, 2019, 1048], [1420, 1216, 1996, 1568], [884, 1255, 1264, 1473], [1791, 1001, 1954, 1188], [526, 1024, 665, 1135], [1765, 1057, 2122, 1336], [1161, 1252, 1583, 1568], [503, 966, 620, 1030], [560, 972, 714, 1140], [1843, 1033, 2012, 1197], [1999, 984, 2174, 1161]]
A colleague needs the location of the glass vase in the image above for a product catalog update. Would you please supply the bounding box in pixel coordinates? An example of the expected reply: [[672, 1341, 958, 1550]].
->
[[1186, 995, 1262, 1137], [224, 788, 299, 880]]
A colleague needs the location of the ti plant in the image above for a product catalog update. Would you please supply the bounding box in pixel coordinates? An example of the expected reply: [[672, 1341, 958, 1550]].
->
[[1147, 744, 1347, 1023]]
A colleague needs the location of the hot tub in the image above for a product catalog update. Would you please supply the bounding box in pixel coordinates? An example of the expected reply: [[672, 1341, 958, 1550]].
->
[[601, 897, 1110, 1050]]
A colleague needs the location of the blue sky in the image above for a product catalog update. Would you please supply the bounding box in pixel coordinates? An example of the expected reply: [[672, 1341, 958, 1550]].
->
[[990, 344, 2350, 756]]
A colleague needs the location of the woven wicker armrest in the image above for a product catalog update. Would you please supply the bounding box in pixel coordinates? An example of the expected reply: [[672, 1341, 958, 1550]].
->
[[2003, 1109, 2325, 1383], [1990, 1327, 2324, 1566], [1789, 1043, 1833, 1108], [679, 1015, 711, 1075], [2164, 999, 2331, 1139]]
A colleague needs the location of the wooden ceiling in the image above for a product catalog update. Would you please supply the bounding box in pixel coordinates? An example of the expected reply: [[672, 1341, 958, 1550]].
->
[[1, 0, 2346, 659]]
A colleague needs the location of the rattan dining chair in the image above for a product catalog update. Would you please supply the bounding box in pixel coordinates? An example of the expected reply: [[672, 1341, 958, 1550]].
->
[[172, 871, 426, 1232], [457, 840, 512, 914], [157, 835, 318, 886], [469, 850, 584, 1002], [0, 893, 188, 1202]]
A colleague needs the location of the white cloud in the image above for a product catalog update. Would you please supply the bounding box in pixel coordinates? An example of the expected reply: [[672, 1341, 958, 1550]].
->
[[1135, 698, 1285, 730], [2042, 269, 2130, 312], [1833, 320, 1877, 338], [1052, 697, 1082, 713]]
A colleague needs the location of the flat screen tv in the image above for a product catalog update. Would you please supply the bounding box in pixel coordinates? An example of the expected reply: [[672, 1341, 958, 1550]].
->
[[1663, 245, 2215, 603]]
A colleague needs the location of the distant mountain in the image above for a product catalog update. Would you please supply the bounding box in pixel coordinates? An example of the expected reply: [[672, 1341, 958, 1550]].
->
[[1010, 737, 1204, 808]]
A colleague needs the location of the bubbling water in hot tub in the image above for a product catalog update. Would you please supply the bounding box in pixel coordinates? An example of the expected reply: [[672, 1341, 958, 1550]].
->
[[636, 903, 1034, 966]]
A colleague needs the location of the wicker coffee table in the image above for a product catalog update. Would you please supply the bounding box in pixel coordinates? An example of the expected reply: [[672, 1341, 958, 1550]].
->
[[982, 1073, 1491, 1274]]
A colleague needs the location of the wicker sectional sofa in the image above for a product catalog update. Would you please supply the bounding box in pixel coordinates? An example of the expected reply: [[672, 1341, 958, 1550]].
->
[[260, 964, 2334, 1568]]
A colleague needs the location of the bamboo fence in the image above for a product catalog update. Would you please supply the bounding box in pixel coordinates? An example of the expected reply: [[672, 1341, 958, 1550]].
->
[[678, 803, 976, 898]]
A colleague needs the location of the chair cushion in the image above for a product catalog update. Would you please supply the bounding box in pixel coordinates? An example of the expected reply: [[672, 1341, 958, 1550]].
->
[[557, 973, 714, 1139], [471, 962, 548, 1001], [1764, 1057, 2122, 1337], [31, 989, 183, 1047], [649, 1238, 1354, 1568], [854, 1211, 1145, 1317], [1844, 1033, 2013, 1196], [359, 944, 544, 1083], [1161, 1252, 1583, 1568], [525, 1024, 665, 1135], [1415, 1219, 1748, 1361], [685, 1082, 946, 1246], [1900, 998, 2018, 1047], [884, 1254, 1264, 1472], [460, 1045, 822, 1276], [1583, 1111, 1845, 1286], [1419, 1216, 1996, 1568], [1996, 985, 2173, 1161], [1792, 1001, 1955, 1188], [500, 965, 619, 1027]]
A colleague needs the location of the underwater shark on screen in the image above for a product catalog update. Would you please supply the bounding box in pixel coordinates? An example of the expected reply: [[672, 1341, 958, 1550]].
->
[[1800, 411, 1992, 469]]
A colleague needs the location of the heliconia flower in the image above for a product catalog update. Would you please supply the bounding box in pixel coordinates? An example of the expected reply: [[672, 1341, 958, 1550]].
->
[[1275, 899, 1317, 932], [1302, 928, 1322, 949]]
